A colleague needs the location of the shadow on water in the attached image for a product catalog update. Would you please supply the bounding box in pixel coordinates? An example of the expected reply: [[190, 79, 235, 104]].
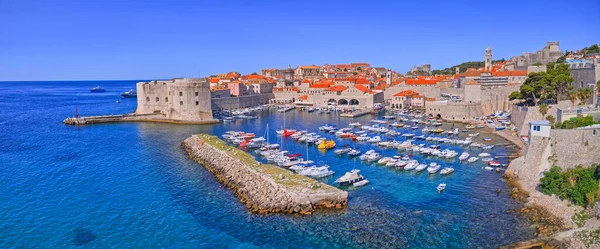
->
[[72, 227, 96, 246]]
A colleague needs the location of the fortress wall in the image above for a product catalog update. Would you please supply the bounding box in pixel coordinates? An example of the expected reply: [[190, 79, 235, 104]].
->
[[136, 82, 170, 114], [211, 93, 274, 111], [550, 129, 600, 169]]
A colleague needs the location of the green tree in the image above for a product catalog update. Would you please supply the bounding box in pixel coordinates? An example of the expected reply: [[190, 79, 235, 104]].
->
[[516, 72, 553, 105], [546, 115, 556, 126], [577, 88, 592, 105], [251, 72, 258, 75], [540, 166, 568, 199], [508, 91, 522, 101], [568, 91, 578, 107], [556, 56, 566, 63], [532, 62, 543, 66], [539, 103, 549, 116]]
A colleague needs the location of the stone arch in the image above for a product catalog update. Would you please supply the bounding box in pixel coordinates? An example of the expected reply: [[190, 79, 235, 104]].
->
[[338, 99, 348, 105], [328, 99, 337, 105], [436, 114, 442, 119], [350, 99, 359, 105]]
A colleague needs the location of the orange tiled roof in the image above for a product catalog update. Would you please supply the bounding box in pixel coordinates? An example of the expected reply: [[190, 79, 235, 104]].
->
[[209, 78, 219, 83], [492, 70, 528, 77], [244, 74, 266, 80], [393, 90, 420, 97], [354, 85, 373, 94], [354, 78, 371, 84], [300, 65, 320, 69], [309, 83, 332, 89], [325, 85, 348, 92], [406, 79, 437, 85], [466, 80, 479, 85]]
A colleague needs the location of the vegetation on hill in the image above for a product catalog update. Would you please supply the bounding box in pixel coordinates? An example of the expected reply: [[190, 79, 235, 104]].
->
[[539, 165, 600, 207], [430, 59, 506, 75], [556, 116, 600, 129], [508, 62, 573, 105]]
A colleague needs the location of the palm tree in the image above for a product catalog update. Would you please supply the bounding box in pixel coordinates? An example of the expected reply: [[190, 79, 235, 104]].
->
[[539, 103, 549, 117], [577, 88, 593, 105], [568, 91, 577, 107]]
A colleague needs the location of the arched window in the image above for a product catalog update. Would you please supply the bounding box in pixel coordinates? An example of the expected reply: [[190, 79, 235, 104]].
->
[[146, 97, 150, 102], [581, 81, 584, 88], [155, 97, 159, 102], [165, 97, 168, 102]]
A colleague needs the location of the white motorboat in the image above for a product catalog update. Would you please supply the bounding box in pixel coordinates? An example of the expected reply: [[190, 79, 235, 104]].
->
[[459, 152, 470, 161], [437, 183, 446, 192], [348, 149, 361, 157], [367, 153, 382, 162], [298, 165, 334, 178], [481, 157, 494, 162], [467, 157, 479, 163], [356, 134, 370, 141], [349, 122, 361, 127], [377, 157, 392, 165], [404, 160, 419, 170], [368, 136, 382, 143], [335, 169, 365, 186], [440, 167, 454, 175], [359, 150, 376, 161], [478, 152, 491, 158], [334, 147, 352, 155], [415, 163, 428, 172], [484, 166, 494, 171], [427, 163, 441, 174], [353, 179, 370, 187]]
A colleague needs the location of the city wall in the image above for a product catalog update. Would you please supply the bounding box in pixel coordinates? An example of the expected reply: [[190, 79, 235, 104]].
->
[[549, 129, 600, 169], [211, 93, 274, 111]]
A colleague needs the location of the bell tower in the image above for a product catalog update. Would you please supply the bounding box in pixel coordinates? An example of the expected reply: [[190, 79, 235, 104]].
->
[[485, 45, 492, 71]]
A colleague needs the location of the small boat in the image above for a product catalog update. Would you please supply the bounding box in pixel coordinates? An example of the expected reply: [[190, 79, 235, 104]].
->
[[459, 152, 470, 161], [349, 122, 361, 127], [481, 157, 494, 162], [317, 140, 336, 150], [437, 183, 446, 192], [115, 100, 121, 103], [433, 128, 444, 133], [377, 157, 392, 165], [440, 167, 454, 175], [348, 149, 361, 157], [465, 125, 475, 129], [482, 138, 492, 142], [353, 179, 370, 187], [335, 169, 365, 186], [368, 136, 382, 143], [427, 163, 441, 174], [478, 153, 491, 158], [467, 157, 479, 163], [334, 147, 352, 155], [484, 166, 494, 171], [90, 86, 105, 92], [404, 160, 419, 170], [488, 161, 501, 167], [121, 89, 137, 98], [415, 164, 427, 172]]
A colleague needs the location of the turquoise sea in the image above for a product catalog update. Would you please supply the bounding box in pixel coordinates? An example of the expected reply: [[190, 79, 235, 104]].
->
[[0, 80, 535, 248]]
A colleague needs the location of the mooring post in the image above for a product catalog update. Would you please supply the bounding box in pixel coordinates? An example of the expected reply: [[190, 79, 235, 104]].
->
[[76, 107, 79, 118]]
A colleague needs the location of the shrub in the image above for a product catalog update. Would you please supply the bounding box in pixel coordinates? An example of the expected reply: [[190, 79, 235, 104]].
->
[[539, 165, 600, 207]]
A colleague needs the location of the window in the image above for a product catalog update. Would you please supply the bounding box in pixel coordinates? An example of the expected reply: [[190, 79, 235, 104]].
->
[[179, 101, 183, 106], [165, 97, 168, 102], [179, 92, 183, 96], [196, 101, 199, 106], [195, 92, 198, 96], [533, 125, 540, 131], [146, 97, 150, 102], [581, 81, 584, 88], [594, 130, 596, 136], [155, 97, 159, 102]]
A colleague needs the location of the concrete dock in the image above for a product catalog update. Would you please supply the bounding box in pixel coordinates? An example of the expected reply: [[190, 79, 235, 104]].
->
[[277, 106, 295, 112], [63, 113, 219, 125], [340, 109, 373, 118], [182, 134, 348, 215]]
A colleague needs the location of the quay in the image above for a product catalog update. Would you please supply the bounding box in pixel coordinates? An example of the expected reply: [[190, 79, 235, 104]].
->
[[340, 109, 373, 118], [277, 106, 295, 112], [63, 113, 219, 125], [181, 134, 348, 215]]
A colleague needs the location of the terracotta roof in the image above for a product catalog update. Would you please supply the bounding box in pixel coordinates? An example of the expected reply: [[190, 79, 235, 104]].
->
[[325, 85, 348, 92], [393, 90, 420, 97], [354, 85, 372, 94], [299, 65, 320, 69], [354, 78, 371, 84], [466, 80, 479, 85], [309, 83, 332, 89], [209, 78, 219, 83], [406, 79, 437, 85], [244, 74, 265, 79], [492, 70, 528, 77]]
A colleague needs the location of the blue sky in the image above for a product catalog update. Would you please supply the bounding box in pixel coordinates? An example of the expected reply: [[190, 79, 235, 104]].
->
[[1, 0, 599, 81]]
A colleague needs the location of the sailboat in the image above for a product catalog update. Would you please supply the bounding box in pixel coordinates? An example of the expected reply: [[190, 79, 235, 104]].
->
[[276, 110, 296, 136]]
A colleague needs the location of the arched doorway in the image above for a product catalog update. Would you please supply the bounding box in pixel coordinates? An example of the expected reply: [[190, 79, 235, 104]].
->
[[350, 99, 359, 106], [338, 99, 348, 105], [436, 114, 442, 119], [328, 99, 337, 105]]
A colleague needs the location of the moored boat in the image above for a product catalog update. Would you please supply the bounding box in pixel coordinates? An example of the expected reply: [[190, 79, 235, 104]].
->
[[335, 169, 365, 186]]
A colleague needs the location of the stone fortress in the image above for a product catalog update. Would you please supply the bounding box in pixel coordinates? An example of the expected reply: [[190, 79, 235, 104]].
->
[[135, 78, 215, 122], [504, 42, 564, 70]]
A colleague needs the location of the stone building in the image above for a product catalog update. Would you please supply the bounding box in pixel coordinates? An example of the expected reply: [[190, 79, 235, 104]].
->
[[390, 90, 425, 109], [504, 42, 564, 70], [409, 64, 431, 73], [485, 46, 492, 71], [295, 65, 321, 80], [135, 78, 214, 122], [567, 58, 599, 105]]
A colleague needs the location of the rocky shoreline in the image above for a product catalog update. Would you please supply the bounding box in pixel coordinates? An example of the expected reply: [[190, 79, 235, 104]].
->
[[181, 134, 348, 215]]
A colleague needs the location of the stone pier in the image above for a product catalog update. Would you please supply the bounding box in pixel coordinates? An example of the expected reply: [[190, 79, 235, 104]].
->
[[181, 134, 348, 214]]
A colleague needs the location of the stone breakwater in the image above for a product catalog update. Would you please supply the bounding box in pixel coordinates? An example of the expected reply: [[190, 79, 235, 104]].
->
[[181, 134, 348, 215]]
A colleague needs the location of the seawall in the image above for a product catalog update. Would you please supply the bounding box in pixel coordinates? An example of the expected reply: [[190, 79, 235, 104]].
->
[[181, 134, 348, 214], [63, 113, 219, 125]]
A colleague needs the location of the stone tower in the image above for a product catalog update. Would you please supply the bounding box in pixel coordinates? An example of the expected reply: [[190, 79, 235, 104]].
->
[[455, 66, 460, 75], [485, 45, 492, 71], [386, 67, 392, 86]]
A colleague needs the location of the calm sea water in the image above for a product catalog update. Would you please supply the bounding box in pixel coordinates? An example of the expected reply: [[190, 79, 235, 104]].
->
[[0, 80, 534, 248]]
